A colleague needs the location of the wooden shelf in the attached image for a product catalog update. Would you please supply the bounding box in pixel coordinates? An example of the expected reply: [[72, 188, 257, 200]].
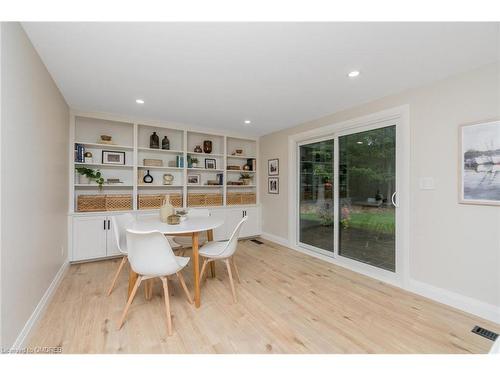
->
[[187, 152, 224, 157], [226, 185, 256, 188], [74, 184, 133, 188], [227, 155, 256, 159], [187, 168, 224, 172]]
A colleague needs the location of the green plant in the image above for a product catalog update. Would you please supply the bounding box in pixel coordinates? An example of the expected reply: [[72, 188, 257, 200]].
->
[[76, 167, 104, 188]]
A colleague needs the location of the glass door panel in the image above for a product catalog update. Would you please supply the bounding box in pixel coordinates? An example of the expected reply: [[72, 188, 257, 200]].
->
[[338, 126, 396, 271], [299, 139, 334, 252]]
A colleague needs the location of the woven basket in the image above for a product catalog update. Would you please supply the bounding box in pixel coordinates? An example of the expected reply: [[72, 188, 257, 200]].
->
[[187, 193, 223, 207], [138, 194, 183, 210], [106, 194, 132, 211], [77, 195, 106, 212], [227, 192, 256, 205]]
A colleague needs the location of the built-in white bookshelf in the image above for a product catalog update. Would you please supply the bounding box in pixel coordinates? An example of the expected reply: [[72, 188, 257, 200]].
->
[[70, 114, 258, 213]]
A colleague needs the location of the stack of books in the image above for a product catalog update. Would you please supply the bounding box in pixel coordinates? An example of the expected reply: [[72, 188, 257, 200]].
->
[[75, 143, 85, 162]]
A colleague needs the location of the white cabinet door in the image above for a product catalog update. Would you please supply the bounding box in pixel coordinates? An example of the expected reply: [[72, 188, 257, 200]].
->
[[241, 207, 260, 237], [209, 209, 228, 240], [72, 216, 107, 261], [225, 208, 246, 238], [106, 217, 122, 256]]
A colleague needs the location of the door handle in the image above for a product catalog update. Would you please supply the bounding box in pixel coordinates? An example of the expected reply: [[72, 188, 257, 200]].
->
[[107, 219, 110, 230], [391, 192, 398, 208], [104, 220, 106, 230]]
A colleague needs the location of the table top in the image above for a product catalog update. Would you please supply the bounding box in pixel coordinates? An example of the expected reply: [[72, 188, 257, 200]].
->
[[131, 216, 224, 235]]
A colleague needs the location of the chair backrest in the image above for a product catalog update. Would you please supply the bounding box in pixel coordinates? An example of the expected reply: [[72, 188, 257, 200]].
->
[[111, 213, 135, 254], [217, 216, 248, 258], [126, 229, 183, 276], [187, 208, 210, 218]]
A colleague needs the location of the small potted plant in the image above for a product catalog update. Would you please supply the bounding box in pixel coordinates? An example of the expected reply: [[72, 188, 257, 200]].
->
[[239, 172, 252, 185], [191, 157, 199, 168], [76, 167, 104, 189]]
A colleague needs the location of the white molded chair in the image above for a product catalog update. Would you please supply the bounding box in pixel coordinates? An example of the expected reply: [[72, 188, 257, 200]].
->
[[199, 216, 247, 303], [118, 229, 193, 335], [107, 213, 136, 296], [172, 208, 210, 253]]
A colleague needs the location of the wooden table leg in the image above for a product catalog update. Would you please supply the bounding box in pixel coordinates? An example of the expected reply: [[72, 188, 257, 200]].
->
[[128, 268, 138, 298], [192, 232, 201, 308], [207, 229, 216, 278]]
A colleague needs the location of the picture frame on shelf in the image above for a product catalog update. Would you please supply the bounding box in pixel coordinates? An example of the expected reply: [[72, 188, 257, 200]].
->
[[205, 158, 217, 169], [268, 158, 279, 175], [268, 177, 279, 194], [187, 174, 201, 185], [459, 120, 500, 206], [102, 150, 126, 165]]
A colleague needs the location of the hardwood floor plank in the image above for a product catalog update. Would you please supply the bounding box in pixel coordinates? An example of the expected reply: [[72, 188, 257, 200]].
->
[[28, 238, 499, 353]]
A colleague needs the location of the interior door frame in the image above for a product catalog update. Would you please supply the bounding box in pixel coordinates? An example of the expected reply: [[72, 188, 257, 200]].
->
[[288, 105, 410, 288]]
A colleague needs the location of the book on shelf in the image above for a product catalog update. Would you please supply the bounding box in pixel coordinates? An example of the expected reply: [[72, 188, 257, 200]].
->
[[247, 158, 256, 171], [176, 155, 184, 168], [75, 143, 85, 162]]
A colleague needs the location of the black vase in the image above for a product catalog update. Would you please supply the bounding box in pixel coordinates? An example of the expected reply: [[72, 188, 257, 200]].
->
[[150, 132, 159, 149], [143, 170, 153, 184], [162, 136, 170, 150]]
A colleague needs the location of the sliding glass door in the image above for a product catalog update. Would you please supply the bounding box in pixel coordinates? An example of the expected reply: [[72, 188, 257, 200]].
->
[[298, 139, 334, 252], [297, 122, 398, 273], [338, 126, 396, 271]]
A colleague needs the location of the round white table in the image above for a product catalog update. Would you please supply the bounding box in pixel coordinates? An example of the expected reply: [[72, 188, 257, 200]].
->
[[130, 216, 224, 308]]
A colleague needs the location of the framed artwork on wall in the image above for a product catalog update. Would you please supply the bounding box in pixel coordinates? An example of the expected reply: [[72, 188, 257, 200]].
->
[[459, 120, 500, 206], [268, 158, 279, 175], [268, 177, 279, 194]]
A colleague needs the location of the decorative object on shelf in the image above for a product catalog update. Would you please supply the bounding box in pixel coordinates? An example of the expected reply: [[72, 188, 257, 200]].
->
[[75, 143, 85, 162], [235, 149, 243, 155], [227, 165, 241, 170], [102, 150, 126, 165], [187, 193, 222, 207], [228, 181, 244, 185], [143, 158, 163, 167], [188, 155, 199, 168], [176, 210, 188, 222], [203, 140, 212, 154], [193, 145, 203, 153], [98, 135, 113, 145], [268, 158, 279, 176], [84, 151, 93, 164], [207, 180, 220, 185], [216, 173, 223, 185], [168, 160, 177, 168], [160, 195, 174, 222], [163, 173, 174, 185], [227, 192, 256, 205], [76, 194, 133, 212], [242, 164, 250, 171], [187, 174, 201, 185], [138, 194, 183, 209], [205, 158, 216, 169], [106, 178, 123, 184], [268, 177, 279, 194], [161, 136, 170, 150], [240, 173, 252, 185], [459, 120, 500, 206], [143, 170, 153, 184], [150, 132, 160, 149], [247, 158, 256, 171], [75, 167, 104, 188], [176, 155, 184, 168]]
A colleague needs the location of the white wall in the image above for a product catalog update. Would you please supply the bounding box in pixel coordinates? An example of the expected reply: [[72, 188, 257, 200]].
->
[[259, 63, 500, 319], [0, 22, 69, 348]]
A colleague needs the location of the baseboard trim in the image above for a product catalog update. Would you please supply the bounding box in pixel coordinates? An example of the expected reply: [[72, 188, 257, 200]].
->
[[408, 278, 500, 324], [10, 260, 69, 350], [261, 234, 500, 325]]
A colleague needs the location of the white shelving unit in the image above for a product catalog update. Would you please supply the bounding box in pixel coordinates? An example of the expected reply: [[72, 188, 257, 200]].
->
[[70, 113, 259, 214]]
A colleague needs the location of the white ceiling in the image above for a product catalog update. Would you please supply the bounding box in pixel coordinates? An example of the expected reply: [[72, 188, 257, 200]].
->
[[22, 22, 499, 136]]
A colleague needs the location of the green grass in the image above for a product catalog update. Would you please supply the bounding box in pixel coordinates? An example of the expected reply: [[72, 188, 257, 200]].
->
[[300, 210, 395, 234]]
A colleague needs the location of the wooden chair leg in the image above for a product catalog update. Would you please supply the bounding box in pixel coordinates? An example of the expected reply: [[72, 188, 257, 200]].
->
[[177, 272, 193, 304], [210, 262, 216, 278], [144, 279, 154, 300], [118, 275, 142, 329], [107, 256, 127, 296], [231, 257, 241, 284], [225, 259, 237, 303], [160, 277, 173, 336], [199, 259, 208, 284]]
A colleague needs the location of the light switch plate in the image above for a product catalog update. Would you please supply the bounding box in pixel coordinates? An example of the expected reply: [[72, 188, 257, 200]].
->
[[419, 177, 435, 190]]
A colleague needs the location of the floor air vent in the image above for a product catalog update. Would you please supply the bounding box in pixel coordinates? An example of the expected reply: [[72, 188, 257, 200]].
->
[[471, 326, 499, 341], [250, 239, 264, 245]]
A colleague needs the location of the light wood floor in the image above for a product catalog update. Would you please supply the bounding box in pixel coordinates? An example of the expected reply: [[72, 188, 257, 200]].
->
[[29, 239, 498, 353]]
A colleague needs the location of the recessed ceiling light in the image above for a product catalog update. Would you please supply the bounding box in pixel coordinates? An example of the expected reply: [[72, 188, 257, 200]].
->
[[136, 99, 145, 104], [244, 120, 251, 125], [348, 71, 360, 78]]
